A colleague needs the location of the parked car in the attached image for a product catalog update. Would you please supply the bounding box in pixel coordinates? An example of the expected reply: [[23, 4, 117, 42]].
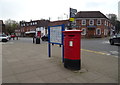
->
[[0, 34, 9, 42], [109, 34, 120, 45], [11, 34, 16, 38], [41, 35, 48, 41]]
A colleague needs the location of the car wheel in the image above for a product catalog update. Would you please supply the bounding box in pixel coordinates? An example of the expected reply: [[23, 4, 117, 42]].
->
[[110, 40, 114, 45], [42, 39, 44, 41], [2, 39, 8, 42]]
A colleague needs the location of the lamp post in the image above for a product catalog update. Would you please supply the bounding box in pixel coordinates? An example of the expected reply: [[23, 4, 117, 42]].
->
[[64, 13, 68, 19]]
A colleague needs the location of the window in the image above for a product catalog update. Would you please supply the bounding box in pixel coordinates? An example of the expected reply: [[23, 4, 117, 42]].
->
[[104, 29, 108, 35], [97, 19, 101, 25], [104, 20, 106, 25], [81, 28, 86, 35], [22, 24, 25, 26], [82, 20, 86, 25], [89, 19, 94, 25], [96, 28, 101, 35], [107, 21, 108, 26], [33, 22, 35, 25], [26, 23, 29, 26], [21, 24, 23, 27], [30, 23, 33, 25], [35, 22, 37, 25]]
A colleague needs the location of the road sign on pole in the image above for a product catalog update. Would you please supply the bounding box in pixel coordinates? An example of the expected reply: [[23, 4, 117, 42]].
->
[[69, 8, 77, 29], [70, 8, 77, 18]]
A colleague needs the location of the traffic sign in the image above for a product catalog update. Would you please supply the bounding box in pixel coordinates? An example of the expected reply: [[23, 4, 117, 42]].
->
[[70, 8, 77, 18], [69, 18, 75, 22]]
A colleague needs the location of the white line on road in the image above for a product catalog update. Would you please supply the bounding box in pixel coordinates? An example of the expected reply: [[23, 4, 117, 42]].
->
[[81, 49, 118, 58]]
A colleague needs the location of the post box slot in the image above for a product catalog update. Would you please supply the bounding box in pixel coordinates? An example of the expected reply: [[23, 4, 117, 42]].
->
[[68, 35, 75, 37]]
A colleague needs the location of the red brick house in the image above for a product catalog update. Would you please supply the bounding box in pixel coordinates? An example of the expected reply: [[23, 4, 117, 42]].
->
[[48, 11, 114, 38], [20, 20, 50, 37], [75, 11, 114, 38]]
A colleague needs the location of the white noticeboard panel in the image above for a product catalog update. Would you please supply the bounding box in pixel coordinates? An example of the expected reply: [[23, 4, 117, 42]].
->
[[50, 26, 62, 44]]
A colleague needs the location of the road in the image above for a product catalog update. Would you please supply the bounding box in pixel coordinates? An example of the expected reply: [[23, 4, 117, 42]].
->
[[3, 37, 119, 57], [81, 37, 119, 57]]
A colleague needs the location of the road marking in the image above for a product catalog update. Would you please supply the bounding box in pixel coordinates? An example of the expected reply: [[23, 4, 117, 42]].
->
[[110, 51, 118, 54], [81, 49, 118, 58], [102, 41, 109, 44]]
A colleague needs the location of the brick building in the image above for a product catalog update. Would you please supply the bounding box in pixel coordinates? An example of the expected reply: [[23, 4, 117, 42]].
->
[[75, 11, 114, 38], [48, 11, 114, 38], [20, 20, 50, 37], [0, 20, 5, 34], [19, 11, 113, 38]]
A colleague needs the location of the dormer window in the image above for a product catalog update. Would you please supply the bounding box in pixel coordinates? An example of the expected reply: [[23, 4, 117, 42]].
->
[[89, 19, 94, 25]]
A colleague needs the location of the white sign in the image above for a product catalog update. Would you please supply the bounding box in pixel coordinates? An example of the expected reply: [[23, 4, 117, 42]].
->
[[50, 26, 62, 44], [69, 41, 73, 46]]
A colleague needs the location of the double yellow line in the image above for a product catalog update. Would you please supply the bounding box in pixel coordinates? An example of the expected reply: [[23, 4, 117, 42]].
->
[[81, 49, 110, 55]]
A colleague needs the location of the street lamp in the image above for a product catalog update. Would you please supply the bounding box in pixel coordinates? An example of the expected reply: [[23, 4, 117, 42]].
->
[[64, 13, 68, 19]]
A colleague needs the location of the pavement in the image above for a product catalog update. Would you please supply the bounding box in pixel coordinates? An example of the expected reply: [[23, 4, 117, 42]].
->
[[1, 38, 119, 83]]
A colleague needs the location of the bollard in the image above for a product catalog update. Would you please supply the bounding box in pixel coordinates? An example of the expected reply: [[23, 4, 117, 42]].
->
[[36, 38, 40, 44], [33, 37, 35, 43]]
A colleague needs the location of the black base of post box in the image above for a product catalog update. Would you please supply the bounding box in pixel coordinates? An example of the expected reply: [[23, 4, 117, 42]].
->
[[64, 58, 81, 70], [36, 38, 40, 44]]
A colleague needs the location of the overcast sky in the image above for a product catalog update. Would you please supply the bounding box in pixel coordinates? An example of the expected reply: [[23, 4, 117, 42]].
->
[[0, 0, 119, 22]]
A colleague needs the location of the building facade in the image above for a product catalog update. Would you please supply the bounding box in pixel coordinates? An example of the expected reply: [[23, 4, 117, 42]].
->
[[19, 20, 50, 37], [75, 11, 113, 38], [48, 11, 113, 38], [19, 11, 113, 38]]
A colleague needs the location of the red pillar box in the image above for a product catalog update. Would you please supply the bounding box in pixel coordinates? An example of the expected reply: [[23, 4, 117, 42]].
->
[[63, 30, 82, 70], [36, 31, 41, 38]]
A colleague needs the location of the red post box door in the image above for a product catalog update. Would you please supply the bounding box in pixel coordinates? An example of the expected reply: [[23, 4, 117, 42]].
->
[[64, 37, 80, 60]]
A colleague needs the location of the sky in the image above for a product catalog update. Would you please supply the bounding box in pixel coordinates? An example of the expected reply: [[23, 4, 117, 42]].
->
[[0, 0, 119, 22]]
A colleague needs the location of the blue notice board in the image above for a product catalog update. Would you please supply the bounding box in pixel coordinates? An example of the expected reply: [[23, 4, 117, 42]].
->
[[48, 24, 65, 45], [48, 24, 65, 62]]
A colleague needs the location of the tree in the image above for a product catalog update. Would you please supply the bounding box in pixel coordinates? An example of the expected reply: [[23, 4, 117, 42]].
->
[[115, 20, 120, 34], [107, 14, 120, 34], [107, 14, 117, 25], [5, 19, 19, 34]]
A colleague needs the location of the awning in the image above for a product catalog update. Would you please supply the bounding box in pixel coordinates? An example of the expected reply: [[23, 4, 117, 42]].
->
[[25, 31, 36, 34]]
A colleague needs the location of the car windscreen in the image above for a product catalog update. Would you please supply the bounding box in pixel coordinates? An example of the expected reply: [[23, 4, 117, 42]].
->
[[0, 34, 7, 37]]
